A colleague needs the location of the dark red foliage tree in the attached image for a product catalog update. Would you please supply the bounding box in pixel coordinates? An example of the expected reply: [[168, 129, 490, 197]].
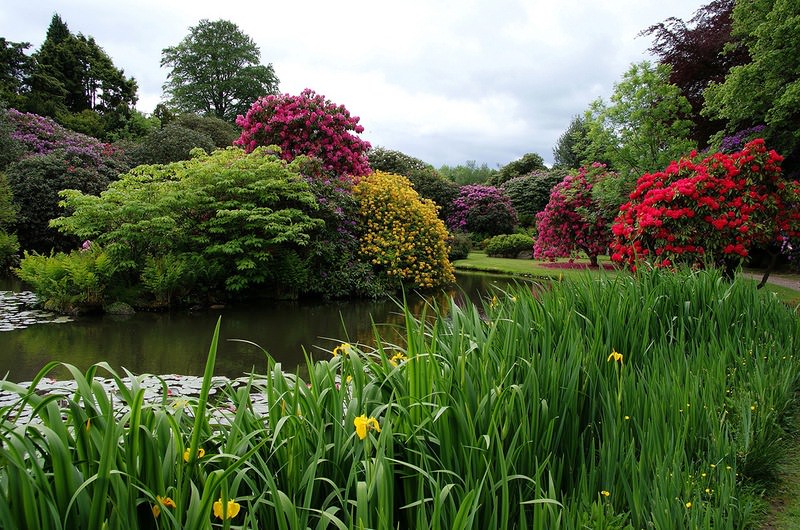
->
[[641, 0, 749, 148]]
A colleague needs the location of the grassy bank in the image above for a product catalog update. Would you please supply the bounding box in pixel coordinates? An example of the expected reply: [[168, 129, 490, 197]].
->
[[2, 269, 800, 528]]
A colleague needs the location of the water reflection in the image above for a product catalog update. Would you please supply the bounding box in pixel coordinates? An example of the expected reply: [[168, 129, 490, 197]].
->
[[0, 272, 535, 382]]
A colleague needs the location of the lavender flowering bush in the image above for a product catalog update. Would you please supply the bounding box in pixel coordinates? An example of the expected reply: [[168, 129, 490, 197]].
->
[[447, 184, 517, 236], [5, 109, 129, 251], [719, 125, 766, 153]]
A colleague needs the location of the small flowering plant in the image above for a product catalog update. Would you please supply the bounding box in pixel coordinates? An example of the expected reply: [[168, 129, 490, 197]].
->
[[610, 139, 800, 273], [235, 88, 371, 177]]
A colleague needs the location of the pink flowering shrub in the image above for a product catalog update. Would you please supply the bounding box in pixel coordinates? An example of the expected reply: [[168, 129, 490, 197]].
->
[[533, 164, 617, 266], [447, 184, 517, 236], [235, 88, 371, 177], [610, 139, 800, 274]]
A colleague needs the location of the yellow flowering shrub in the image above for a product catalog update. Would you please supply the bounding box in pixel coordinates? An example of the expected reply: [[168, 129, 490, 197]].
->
[[353, 171, 455, 289]]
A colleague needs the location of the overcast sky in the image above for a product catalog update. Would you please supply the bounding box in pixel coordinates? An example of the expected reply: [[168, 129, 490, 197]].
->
[[2, 0, 705, 168]]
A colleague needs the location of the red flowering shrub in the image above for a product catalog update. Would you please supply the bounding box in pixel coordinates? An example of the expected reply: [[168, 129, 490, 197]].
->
[[610, 139, 800, 273], [533, 164, 617, 266], [234, 88, 371, 177]]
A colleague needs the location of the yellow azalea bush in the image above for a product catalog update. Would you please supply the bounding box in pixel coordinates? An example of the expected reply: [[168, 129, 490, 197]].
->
[[353, 171, 455, 290]]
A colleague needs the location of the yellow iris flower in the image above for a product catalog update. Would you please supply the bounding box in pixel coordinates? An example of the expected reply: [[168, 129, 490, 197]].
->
[[354, 414, 381, 440], [389, 352, 407, 366], [213, 498, 241, 519], [607, 350, 623, 363], [151, 495, 176, 518], [332, 343, 352, 357], [183, 447, 206, 462]]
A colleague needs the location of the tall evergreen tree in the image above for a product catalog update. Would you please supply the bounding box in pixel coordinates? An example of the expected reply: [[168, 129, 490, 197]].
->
[[27, 14, 138, 120]]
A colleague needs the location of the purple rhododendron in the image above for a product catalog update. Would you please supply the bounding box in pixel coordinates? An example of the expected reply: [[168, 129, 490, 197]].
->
[[447, 184, 517, 235]]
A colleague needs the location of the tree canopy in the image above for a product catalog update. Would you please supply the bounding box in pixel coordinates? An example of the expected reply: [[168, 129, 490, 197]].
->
[[702, 0, 800, 170], [642, 0, 747, 147], [28, 14, 138, 117], [161, 19, 279, 122], [583, 61, 695, 178]]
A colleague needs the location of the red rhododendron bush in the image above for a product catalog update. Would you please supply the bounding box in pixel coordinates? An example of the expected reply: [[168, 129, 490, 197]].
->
[[610, 139, 800, 272], [235, 88, 371, 177]]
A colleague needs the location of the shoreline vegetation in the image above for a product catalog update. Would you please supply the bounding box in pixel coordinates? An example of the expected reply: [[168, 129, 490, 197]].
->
[[2, 268, 800, 528]]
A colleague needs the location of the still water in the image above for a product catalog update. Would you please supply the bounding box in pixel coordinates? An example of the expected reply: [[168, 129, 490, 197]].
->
[[0, 273, 531, 382]]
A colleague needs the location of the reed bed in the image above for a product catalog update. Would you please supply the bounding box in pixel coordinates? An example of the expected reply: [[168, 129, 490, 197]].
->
[[1, 268, 799, 529]]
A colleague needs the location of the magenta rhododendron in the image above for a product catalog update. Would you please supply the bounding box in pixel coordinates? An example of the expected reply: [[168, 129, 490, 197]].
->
[[610, 139, 800, 271], [533, 164, 616, 266], [235, 88, 371, 177]]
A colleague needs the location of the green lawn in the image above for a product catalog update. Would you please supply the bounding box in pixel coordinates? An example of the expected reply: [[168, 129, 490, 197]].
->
[[453, 251, 620, 280]]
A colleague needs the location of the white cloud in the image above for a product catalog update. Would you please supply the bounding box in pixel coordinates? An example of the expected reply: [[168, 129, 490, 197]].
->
[[1, 0, 704, 167]]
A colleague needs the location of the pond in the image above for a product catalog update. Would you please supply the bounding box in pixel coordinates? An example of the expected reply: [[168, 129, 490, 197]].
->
[[0, 273, 533, 383]]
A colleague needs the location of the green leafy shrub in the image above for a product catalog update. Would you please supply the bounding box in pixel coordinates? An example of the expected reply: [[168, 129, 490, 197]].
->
[[501, 169, 569, 226], [26, 147, 324, 310], [484, 233, 533, 258], [447, 231, 472, 260], [128, 124, 215, 166], [0, 172, 19, 270], [174, 113, 238, 148], [7, 150, 116, 252], [354, 171, 454, 289]]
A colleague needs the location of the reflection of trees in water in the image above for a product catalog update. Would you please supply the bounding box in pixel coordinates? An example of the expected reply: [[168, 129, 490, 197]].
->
[[0, 273, 544, 382]]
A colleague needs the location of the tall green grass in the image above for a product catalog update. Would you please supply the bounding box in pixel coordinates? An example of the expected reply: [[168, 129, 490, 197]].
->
[[1, 269, 799, 528]]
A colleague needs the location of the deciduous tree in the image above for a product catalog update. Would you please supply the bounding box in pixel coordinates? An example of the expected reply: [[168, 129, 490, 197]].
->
[[161, 19, 279, 122], [583, 61, 695, 178], [642, 0, 747, 147], [702, 0, 800, 171]]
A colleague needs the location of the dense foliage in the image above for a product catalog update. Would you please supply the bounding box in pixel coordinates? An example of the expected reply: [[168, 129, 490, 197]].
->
[[353, 171, 454, 290], [22, 148, 324, 310], [161, 19, 279, 122], [489, 152, 546, 185], [302, 173, 383, 299], [534, 164, 617, 266], [642, 0, 746, 147], [502, 169, 569, 226], [5, 109, 129, 251], [0, 173, 19, 270], [610, 139, 800, 274], [447, 184, 517, 236], [128, 124, 216, 166], [3, 270, 799, 528], [584, 62, 695, 177], [438, 160, 497, 185], [552, 116, 590, 169], [368, 147, 458, 220], [236, 89, 371, 177], [173, 113, 239, 148], [484, 233, 533, 258], [703, 0, 800, 170]]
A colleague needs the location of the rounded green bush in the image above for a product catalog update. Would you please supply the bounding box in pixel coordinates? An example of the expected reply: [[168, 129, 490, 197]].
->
[[484, 233, 533, 258]]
